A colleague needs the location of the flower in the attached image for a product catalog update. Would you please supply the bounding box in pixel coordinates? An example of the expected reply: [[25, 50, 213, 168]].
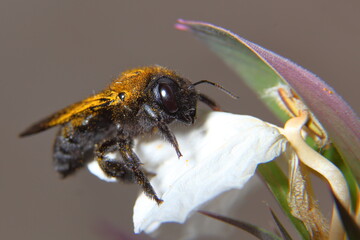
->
[[88, 110, 288, 234]]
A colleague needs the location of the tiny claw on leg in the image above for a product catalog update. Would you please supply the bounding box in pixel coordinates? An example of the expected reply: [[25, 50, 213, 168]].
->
[[155, 197, 164, 205], [176, 148, 183, 158]]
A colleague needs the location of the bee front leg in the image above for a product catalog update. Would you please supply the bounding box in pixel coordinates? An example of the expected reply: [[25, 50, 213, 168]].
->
[[96, 137, 163, 204], [143, 104, 182, 158], [198, 93, 221, 111]]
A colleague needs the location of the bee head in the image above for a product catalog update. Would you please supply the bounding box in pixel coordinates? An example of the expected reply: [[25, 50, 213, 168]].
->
[[151, 75, 197, 125]]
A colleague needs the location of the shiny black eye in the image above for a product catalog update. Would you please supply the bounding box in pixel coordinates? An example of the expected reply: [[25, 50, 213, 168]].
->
[[157, 78, 179, 113]]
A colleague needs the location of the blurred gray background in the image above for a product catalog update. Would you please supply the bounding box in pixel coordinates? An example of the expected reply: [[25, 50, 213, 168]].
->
[[1, 0, 359, 239]]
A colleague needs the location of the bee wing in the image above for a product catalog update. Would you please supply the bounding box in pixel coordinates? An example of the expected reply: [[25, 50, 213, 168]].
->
[[19, 92, 116, 137]]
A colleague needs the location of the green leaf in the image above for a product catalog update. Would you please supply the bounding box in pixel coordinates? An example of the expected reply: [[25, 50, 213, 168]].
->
[[258, 162, 310, 240], [199, 210, 282, 240], [332, 191, 360, 240], [269, 208, 293, 240], [323, 146, 358, 212], [176, 19, 360, 184]]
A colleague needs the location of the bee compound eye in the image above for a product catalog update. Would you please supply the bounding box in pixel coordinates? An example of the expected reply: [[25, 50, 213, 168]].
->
[[158, 81, 179, 114]]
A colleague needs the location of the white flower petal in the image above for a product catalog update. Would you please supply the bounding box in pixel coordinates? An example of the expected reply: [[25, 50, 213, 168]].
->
[[133, 111, 287, 234], [157, 177, 263, 240]]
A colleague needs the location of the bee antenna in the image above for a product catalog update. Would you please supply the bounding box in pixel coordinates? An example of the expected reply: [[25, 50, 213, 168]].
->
[[191, 80, 240, 99]]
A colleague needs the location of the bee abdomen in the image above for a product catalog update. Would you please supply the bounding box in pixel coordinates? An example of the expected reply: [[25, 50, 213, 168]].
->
[[52, 111, 117, 177], [53, 129, 95, 177]]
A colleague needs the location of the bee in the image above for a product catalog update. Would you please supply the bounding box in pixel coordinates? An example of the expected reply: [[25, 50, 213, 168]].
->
[[20, 66, 234, 204]]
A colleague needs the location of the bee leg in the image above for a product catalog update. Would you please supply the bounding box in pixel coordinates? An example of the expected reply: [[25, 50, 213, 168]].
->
[[118, 139, 163, 204], [198, 93, 221, 111], [143, 104, 182, 158], [96, 138, 163, 204], [95, 138, 130, 181], [157, 122, 182, 158]]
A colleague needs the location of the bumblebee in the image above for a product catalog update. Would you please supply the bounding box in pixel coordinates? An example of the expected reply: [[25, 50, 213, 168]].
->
[[20, 66, 228, 204]]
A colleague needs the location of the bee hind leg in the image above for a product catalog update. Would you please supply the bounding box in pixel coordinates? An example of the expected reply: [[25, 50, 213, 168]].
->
[[96, 137, 163, 205]]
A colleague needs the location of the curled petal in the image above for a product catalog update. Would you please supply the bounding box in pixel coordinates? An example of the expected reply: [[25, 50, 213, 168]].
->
[[281, 112, 350, 240]]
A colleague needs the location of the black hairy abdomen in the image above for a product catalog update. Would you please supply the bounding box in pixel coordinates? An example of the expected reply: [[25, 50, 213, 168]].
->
[[53, 113, 116, 177]]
